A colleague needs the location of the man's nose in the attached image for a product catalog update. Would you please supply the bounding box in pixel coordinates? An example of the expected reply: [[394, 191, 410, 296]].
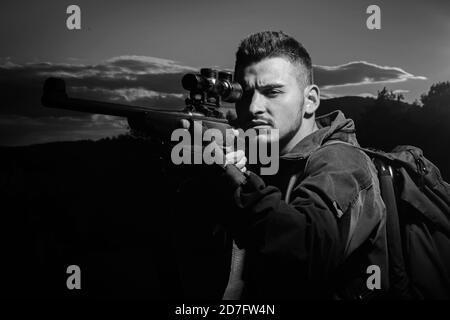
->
[[248, 91, 265, 116]]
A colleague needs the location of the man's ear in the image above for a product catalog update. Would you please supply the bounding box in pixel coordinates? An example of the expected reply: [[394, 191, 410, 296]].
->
[[303, 84, 320, 115]]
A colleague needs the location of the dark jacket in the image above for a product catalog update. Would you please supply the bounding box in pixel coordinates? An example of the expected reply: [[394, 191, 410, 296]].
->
[[222, 110, 388, 299]]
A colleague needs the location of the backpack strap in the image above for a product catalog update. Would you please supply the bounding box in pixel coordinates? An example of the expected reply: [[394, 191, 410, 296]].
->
[[374, 159, 413, 298], [316, 140, 413, 299]]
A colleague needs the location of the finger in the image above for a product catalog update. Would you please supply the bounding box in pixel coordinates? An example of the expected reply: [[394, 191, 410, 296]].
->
[[225, 152, 240, 166], [225, 152, 237, 166], [179, 119, 190, 130], [241, 166, 247, 173], [225, 128, 241, 150], [235, 149, 245, 162], [235, 156, 247, 169], [225, 150, 245, 165], [224, 145, 233, 153]]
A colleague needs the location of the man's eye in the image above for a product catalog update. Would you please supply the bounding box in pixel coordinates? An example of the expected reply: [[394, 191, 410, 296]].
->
[[265, 90, 281, 97]]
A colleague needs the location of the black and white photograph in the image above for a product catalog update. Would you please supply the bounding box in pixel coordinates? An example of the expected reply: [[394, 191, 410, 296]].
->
[[1, 0, 449, 312]]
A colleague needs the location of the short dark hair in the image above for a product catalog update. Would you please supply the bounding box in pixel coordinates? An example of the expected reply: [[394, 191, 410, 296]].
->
[[234, 31, 313, 86]]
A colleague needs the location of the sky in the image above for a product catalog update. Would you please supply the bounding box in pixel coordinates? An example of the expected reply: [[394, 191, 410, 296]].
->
[[0, 0, 449, 146]]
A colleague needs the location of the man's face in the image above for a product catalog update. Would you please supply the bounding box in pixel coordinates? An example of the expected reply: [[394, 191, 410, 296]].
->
[[235, 57, 305, 149]]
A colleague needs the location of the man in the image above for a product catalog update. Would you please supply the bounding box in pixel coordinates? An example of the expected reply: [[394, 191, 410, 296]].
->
[[216, 31, 388, 299]]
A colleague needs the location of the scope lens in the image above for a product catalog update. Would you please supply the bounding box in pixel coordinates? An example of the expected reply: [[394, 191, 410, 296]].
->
[[218, 71, 233, 82], [219, 81, 243, 102], [182, 73, 201, 91]]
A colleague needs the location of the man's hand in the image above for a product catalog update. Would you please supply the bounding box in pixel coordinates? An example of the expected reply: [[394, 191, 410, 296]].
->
[[225, 128, 247, 173], [178, 119, 247, 172], [225, 148, 247, 173]]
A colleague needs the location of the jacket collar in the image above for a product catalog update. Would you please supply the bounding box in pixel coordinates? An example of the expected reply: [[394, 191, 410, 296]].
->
[[281, 110, 358, 160]]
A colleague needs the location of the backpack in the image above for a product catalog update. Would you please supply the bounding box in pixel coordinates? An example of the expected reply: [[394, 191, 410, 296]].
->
[[338, 143, 450, 299], [223, 142, 450, 300]]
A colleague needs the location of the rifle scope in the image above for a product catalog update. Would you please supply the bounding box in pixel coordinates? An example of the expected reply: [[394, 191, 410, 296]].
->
[[182, 68, 243, 103]]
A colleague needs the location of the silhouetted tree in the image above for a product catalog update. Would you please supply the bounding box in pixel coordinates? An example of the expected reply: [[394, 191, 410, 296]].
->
[[420, 81, 450, 110], [395, 92, 405, 102], [376, 87, 405, 103], [412, 99, 421, 107]]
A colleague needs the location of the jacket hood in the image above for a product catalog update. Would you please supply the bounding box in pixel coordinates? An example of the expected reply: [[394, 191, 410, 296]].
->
[[281, 110, 359, 160]]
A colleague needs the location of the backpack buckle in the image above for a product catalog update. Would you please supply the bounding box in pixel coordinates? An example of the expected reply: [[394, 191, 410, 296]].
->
[[374, 159, 393, 177]]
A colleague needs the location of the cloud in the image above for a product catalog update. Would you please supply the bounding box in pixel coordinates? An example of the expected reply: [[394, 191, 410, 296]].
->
[[392, 89, 410, 94], [319, 92, 340, 99], [105, 55, 197, 74], [320, 91, 377, 100], [70, 86, 185, 106], [0, 56, 191, 119], [314, 61, 426, 89], [357, 92, 377, 98]]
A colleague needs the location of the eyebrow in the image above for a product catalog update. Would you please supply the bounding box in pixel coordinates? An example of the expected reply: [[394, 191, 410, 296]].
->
[[244, 83, 285, 91]]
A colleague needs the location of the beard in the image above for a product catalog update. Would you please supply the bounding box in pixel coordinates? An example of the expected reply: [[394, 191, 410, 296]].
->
[[278, 106, 303, 154]]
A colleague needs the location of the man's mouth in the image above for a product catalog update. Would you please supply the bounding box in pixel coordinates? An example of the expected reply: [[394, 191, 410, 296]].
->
[[247, 119, 272, 130]]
